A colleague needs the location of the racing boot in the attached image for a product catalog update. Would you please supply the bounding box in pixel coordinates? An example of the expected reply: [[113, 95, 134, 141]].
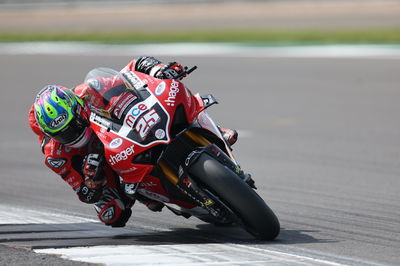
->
[[219, 127, 238, 146]]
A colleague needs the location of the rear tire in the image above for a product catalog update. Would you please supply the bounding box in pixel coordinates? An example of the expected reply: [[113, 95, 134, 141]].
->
[[188, 153, 280, 240]]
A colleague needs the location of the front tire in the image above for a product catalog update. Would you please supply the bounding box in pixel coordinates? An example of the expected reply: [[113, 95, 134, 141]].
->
[[188, 153, 280, 240]]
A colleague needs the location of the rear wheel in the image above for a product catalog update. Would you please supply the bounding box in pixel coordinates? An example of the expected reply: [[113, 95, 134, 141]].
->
[[188, 153, 280, 240]]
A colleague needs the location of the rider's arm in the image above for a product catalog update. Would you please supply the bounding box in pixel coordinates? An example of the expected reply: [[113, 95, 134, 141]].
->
[[41, 137, 104, 203]]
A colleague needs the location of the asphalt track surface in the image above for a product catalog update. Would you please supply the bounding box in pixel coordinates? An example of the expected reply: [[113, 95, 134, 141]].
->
[[0, 53, 400, 265]]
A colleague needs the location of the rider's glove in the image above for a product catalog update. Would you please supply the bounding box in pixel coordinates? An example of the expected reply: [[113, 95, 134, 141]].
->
[[76, 183, 103, 204], [135, 56, 162, 74], [134, 56, 187, 80], [82, 153, 105, 190], [155, 62, 187, 80]]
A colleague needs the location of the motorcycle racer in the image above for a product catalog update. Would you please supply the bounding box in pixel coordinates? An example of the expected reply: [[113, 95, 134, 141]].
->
[[28, 56, 238, 228]]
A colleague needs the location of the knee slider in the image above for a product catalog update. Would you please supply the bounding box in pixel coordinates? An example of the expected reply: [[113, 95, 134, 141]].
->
[[95, 198, 132, 227]]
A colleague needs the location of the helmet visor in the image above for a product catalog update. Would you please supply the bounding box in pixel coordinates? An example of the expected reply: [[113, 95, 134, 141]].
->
[[49, 116, 89, 145]]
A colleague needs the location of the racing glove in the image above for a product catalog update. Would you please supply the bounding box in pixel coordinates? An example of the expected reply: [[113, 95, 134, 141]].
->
[[76, 183, 103, 204], [135, 56, 187, 80], [82, 153, 105, 190], [135, 56, 162, 74], [154, 62, 187, 80]]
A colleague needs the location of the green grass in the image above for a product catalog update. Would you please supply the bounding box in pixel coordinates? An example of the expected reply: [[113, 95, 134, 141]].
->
[[1, 29, 400, 44]]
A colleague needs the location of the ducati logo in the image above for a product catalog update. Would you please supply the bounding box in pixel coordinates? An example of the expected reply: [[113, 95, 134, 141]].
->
[[47, 157, 67, 168]]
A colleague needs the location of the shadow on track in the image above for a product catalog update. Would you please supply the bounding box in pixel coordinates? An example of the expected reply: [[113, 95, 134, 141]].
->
[[195, 224, 335, 245], [0, 222, 334, 250]]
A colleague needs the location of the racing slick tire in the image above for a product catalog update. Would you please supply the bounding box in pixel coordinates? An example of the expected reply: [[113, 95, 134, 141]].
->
[[188, 153, 280, 240]]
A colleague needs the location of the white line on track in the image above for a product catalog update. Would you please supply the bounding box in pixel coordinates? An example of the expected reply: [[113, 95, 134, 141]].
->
[[0, 205, 382, 266], [37, 243, 347, 266], [0, 204, 97, 224], [1, 42, 400, 59]]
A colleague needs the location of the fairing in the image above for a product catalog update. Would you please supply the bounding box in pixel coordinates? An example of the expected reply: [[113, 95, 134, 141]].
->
[[85, 68, 205, 183]]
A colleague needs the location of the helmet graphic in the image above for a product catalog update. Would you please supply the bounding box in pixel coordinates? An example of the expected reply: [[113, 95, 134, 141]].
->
[[34, 85, 90, 146]]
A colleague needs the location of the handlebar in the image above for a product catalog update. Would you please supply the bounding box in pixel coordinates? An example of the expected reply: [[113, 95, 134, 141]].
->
[[176, 66, 197, 80]]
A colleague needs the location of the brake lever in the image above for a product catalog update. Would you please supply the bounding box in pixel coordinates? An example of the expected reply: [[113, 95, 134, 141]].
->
[[176, 66, 197, 80]]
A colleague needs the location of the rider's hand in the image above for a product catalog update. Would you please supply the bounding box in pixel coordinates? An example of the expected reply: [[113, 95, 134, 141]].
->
[[155, 62, 187, 80], [76, 183, 103, 204], [82, 153, 105, 190]]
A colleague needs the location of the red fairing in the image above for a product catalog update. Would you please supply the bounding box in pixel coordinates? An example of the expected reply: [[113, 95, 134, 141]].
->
[[89, 71, 205, 184]]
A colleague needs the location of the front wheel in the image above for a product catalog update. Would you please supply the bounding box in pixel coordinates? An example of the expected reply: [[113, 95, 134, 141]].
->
[[188, 153, 280, 240]]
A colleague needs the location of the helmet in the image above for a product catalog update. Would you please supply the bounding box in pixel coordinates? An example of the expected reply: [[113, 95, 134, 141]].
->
[[33, 85, 92, 147]]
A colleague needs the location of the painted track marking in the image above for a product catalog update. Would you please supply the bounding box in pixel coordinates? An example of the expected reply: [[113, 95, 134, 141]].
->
[[37, 244, 346, 266], [0, 205, 385, 266]]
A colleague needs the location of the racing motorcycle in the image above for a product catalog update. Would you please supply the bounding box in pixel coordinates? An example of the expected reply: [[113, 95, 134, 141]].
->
[[85, 66, 280, 240]]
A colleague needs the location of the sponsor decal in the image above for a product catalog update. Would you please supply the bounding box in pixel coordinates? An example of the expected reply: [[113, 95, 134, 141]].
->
[[65, 175, 80, 185], [142, 78, 155, 85], [109, 138, 123, 149], [165, 80, 180, 107], [97, 131, 108, 140], [66, 176, 81, 190], [124, 182, 139, 195], [185, 150, 202, 166], [155, 82, 166, 96], [204, 199, 214, 206], [119, 166, 137, 174], [155, 129, 165, 139], [108, 144, 135, 165], [137, 188, 170, 203], [125, 103, 148, 128], [58, 167, 67, 175], [50, 114, 67, 128], [123, 72, 145, 90], [135, 109, 161, 140], [113, 94, 137, 119], [90, 112, 111, 127], [47, 157, 67, 168], [178, 165, 184, 178]]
